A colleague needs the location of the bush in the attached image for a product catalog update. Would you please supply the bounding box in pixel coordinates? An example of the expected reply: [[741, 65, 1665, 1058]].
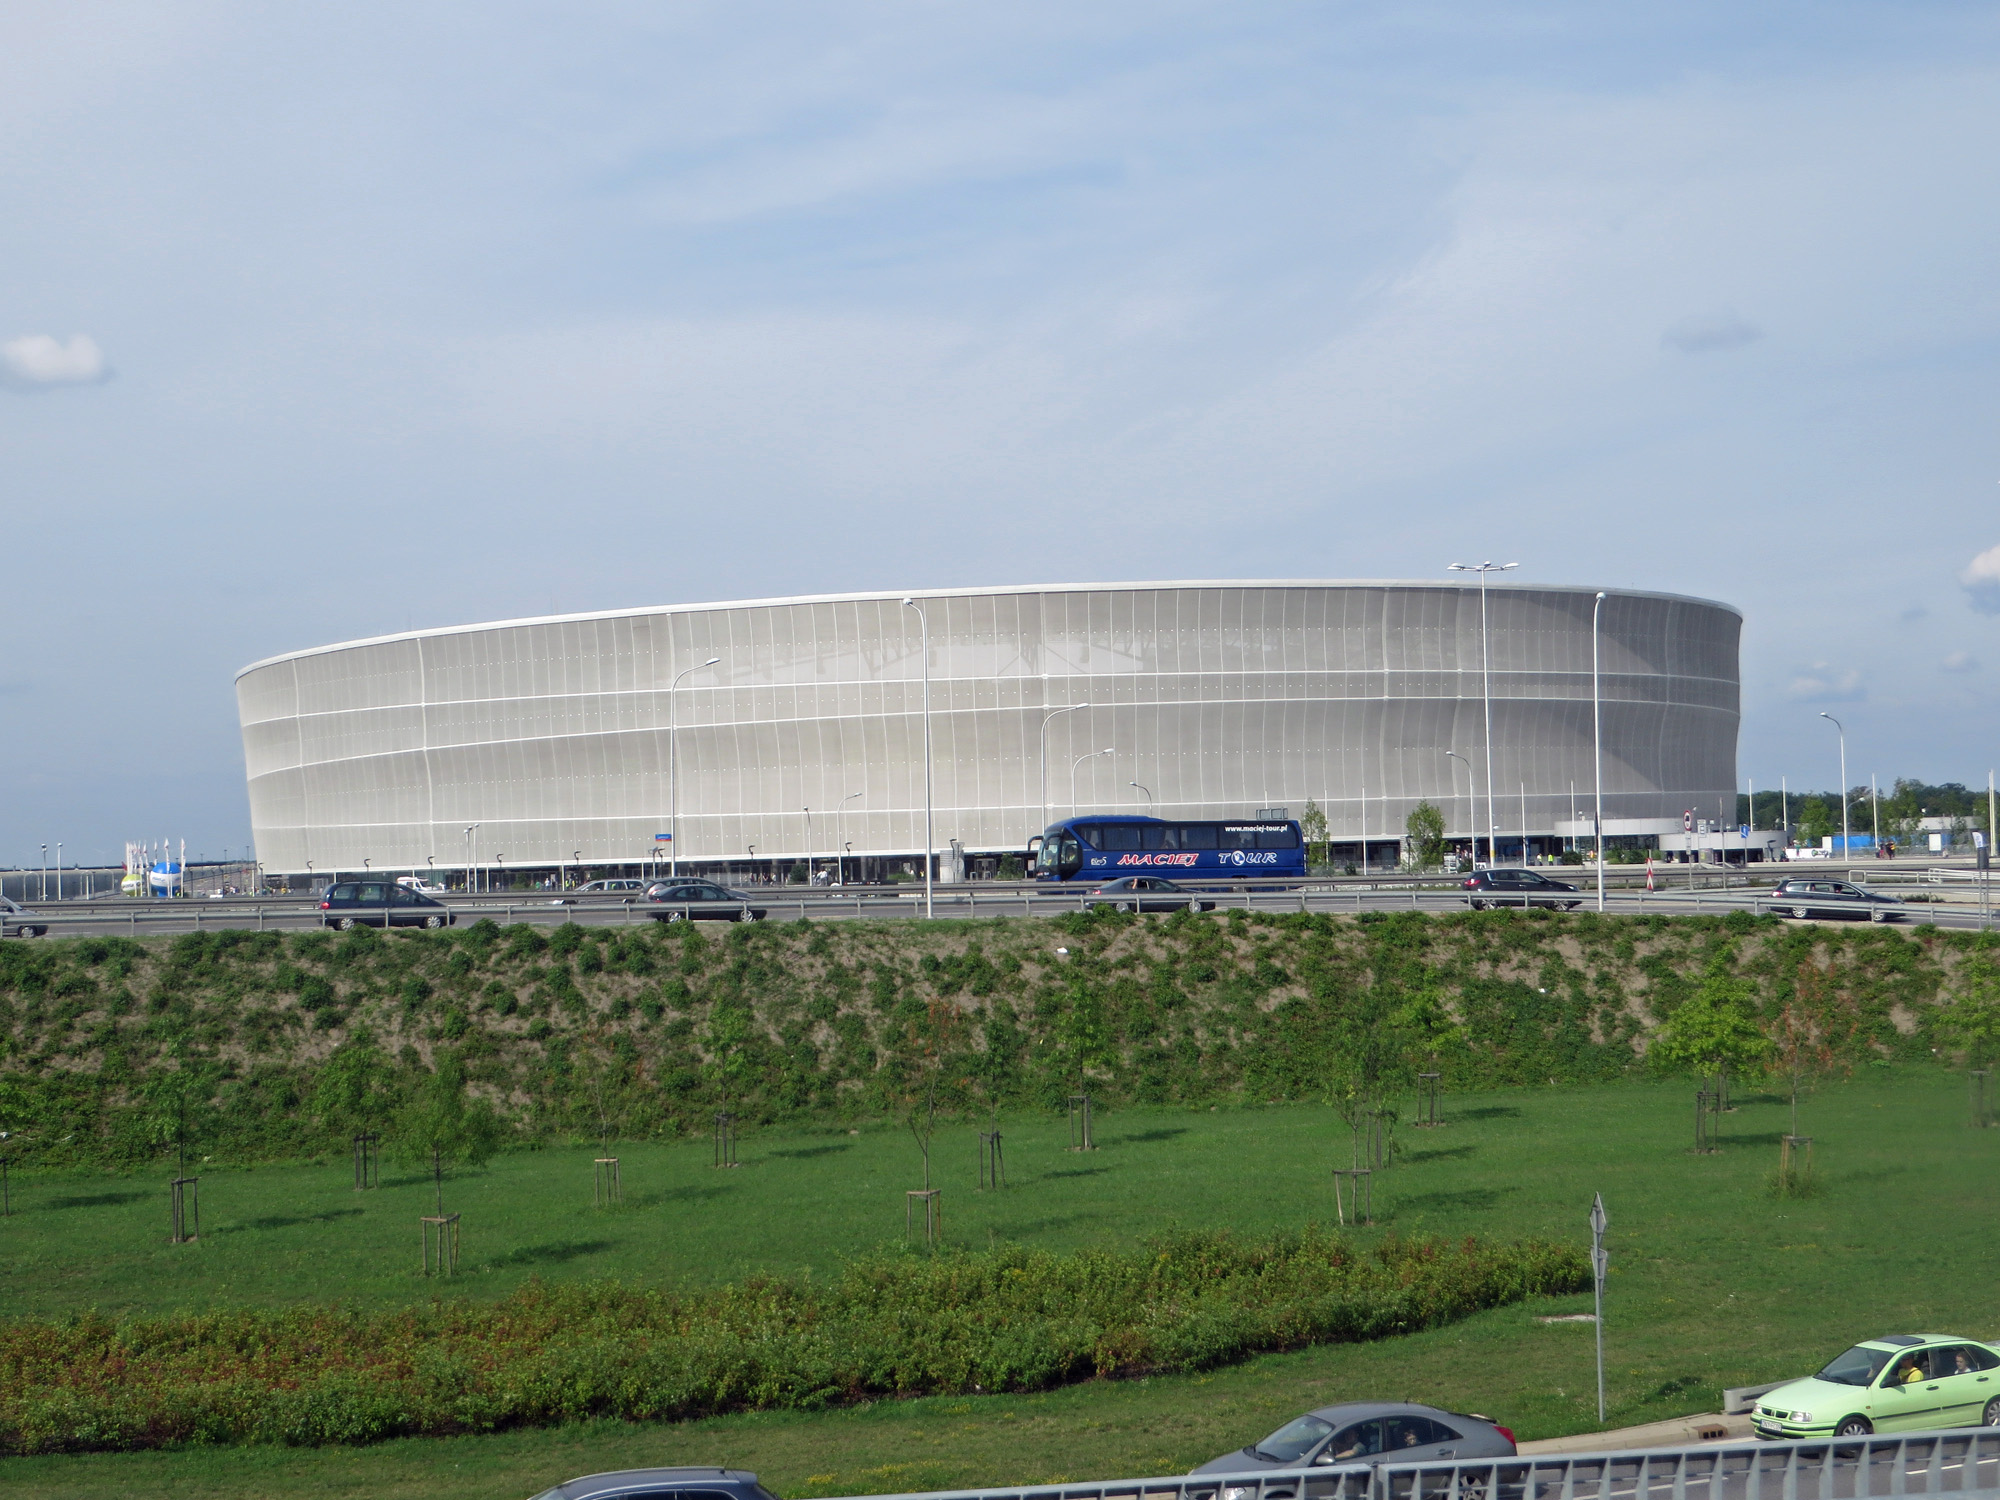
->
[[0, 1229, 1583, 1454]]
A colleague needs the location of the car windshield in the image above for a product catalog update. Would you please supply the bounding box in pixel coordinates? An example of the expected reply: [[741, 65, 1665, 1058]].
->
[[1816, 1345, 1894, 1386], [1255, 1413, 1335, 1463]]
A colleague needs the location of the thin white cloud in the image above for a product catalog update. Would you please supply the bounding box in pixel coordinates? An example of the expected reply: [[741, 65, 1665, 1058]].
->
[[1942, 650, 1978, 673], [1961, 543, 2000, 615], [1, 333, 108, 388], [1661, 310, 1761, 353], [1785, 662, 1864, 702]]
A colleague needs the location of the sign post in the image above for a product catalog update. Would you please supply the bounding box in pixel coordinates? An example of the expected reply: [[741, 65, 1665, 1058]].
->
[[1590, 1192, 1609, 1424]]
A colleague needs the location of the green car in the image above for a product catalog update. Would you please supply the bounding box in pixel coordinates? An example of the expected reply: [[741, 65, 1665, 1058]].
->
[[1754, 1335, 2000, 1439]]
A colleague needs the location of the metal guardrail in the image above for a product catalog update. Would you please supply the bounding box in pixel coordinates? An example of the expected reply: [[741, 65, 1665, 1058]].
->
[[824, 1432, 2000, 1500]]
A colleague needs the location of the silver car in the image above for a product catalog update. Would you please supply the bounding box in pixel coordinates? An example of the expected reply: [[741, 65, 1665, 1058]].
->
[[1194, 1401, 1516, 1478], [0, 897, 47, 939]]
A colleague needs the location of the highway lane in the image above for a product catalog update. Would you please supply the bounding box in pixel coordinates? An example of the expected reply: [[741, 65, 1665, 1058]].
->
[[14, 881, 1996, 938]]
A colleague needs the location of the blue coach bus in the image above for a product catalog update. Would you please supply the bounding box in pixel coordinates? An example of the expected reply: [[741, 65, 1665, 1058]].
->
[[1029, 815, 1308, 882]]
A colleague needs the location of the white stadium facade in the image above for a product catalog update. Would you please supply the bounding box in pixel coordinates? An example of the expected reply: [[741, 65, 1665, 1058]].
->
[[235, 581, 1743, 882]]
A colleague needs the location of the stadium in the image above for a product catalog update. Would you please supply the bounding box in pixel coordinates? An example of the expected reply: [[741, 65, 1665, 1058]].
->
[[234, 581, 1742, 882]]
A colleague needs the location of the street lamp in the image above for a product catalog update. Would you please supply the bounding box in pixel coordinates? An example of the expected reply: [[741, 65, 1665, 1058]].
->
[[54, 843, 61, 902], [839, 791, 864, 885], [1129, 781, 1153, 810], [1039, 704, 1085, 837], [1592, 591, 1607, 912], [1820, 713, 1849, 865], [669, 655, 721, 879], [1449, 560, 1518, 866], [803, 807, 814, 885], [39, 844, 46, 903], [1071, 747, 1114, 813], [1444, 750, 1471, 865], [901, 599, 935, 919]]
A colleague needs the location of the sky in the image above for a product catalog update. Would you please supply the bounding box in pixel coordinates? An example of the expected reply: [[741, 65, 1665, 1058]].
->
[[4, 1, 1999, 868]]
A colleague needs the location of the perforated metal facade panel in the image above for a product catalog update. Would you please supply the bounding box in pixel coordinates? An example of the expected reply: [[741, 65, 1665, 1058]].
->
[[235, 582, 1741, 874]]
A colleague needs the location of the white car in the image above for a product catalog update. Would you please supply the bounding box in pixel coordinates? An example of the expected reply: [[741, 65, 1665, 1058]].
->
[[396, 876, 452, 896], [1, 897, 48, 938], [550, 878, 650, 904]]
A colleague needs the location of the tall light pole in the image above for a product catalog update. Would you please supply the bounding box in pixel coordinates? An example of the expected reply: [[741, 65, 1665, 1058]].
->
[[839, 791, 864, 885], [901, 598, 934, 919], [669, 655, 720, 879], [802, 807, 814, 885], [1449, 561, 1518, 866], [1821, 713, 1849, 864], [464, 824, 479, 894], [39, 845, 46, 903], [1445, 750, 1470, 865], [1072, 747, 1114, 813], [1039, 704, 1085, 837], [54, 843, 62, 902], [1129, 781, 1152, 810], [1592, 591, 1607, 912]]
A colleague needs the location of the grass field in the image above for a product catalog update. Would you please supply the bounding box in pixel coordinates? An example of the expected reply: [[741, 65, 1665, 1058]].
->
[[4, 1065, 1995, 1499]]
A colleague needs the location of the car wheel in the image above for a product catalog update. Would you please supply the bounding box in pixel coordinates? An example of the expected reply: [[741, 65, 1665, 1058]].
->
[[1116, 900, 1134, 913], [1470, 899, 1486, 911], [423, 914, 444, 929], [1836, 1416, 1872, 1437], [336, 917, 357, 931], [1188, 899, 1204, 913], [741, 910, 761, 922], [1791, 906, 1811, 920], [665, 910, 685, 923], [1981, 1398, 2000, 1427], [1870, 909, 1891, 923]]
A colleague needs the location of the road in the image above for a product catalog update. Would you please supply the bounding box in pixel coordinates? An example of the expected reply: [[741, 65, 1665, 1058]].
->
[[14, 871, 1996, 938]]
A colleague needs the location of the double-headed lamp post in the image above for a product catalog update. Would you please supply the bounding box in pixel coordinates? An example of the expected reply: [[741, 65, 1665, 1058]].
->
[[839, 791, 864, 885], [1448, 561, 1518, 866], [1592, 591, 1607, 912], [669, 655, 721, 879], [901, 599, 934, 919], [1821, 712, 1850, 864]]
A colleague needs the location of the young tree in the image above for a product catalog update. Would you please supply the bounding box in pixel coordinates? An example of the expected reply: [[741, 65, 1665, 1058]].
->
[[313, 1029, 393, 1140], [141, 1061, 220, 1178], [1404, 801, 1447, 871], [1651, 951, 1773, 1098], [893, 994, 964, 1197], [1934, 958, 2000, 1069], [1767, 957, 1860, 1138], [393, 1050, 500, 1216], [1301, 799, 1329, 866]]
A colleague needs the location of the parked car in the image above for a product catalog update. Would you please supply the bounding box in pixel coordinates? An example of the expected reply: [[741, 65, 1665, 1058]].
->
[[1085, 876, 1217, 913], [1461, 869, 1582, 910], [643, 881, 767, 923], [1193, 1401, 1516, 1475], [1753, 1334, 2000, 1439], [396, 875, 452, 896], [1769, 877, 1906, 923], [0, 897, 48, 938], [319, 880, 455, 930], [528, 1468, 779, 1500], [550, 878, 650, 905]]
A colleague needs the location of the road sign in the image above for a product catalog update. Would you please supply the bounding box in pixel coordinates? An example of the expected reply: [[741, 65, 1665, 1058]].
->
[[1590, 1192, 1608, 1423]]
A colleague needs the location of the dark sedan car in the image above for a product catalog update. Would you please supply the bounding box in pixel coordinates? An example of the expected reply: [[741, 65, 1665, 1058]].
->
[[1085, 876, 1217, 913], [1462, 868, 1582, 910], [319, 880, 455, 930], [1770, 877, 1906, 922], [643, 881, 767, 923], [528, 1467, 778, 1500], [1193, 1401, 1516, 1477]]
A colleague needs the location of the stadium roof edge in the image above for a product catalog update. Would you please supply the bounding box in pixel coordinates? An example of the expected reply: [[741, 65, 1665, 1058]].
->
[[235, 580, 1742, 680]]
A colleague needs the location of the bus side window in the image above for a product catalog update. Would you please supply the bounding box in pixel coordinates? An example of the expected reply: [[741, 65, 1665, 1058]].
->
[[1259, 828, 1300, 849], [1102, 826, 1143, 851], [1179, 825, 1218, 850], [1219, 827, 1252, 851], [1143, 826, 1178, 850]]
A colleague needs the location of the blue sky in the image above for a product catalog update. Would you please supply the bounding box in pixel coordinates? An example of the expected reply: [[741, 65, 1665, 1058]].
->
[[5, 2, 1999, 866]]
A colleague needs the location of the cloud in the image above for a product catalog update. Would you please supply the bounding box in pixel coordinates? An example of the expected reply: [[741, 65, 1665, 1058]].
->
[[1, 334, 109, 388], [1785, 662, 1864, 702], [1942, 651, 1978, 673], [1661, 310, 1761, 353], [1961, 544, 2000, 615]]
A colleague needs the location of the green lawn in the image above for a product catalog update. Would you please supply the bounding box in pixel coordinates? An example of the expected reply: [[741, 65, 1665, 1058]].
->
[[5, 1066, 1995, 1499]]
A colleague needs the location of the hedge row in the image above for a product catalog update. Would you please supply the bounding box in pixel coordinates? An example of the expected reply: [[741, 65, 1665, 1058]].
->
[[0, 1228, 1585, 1454]]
